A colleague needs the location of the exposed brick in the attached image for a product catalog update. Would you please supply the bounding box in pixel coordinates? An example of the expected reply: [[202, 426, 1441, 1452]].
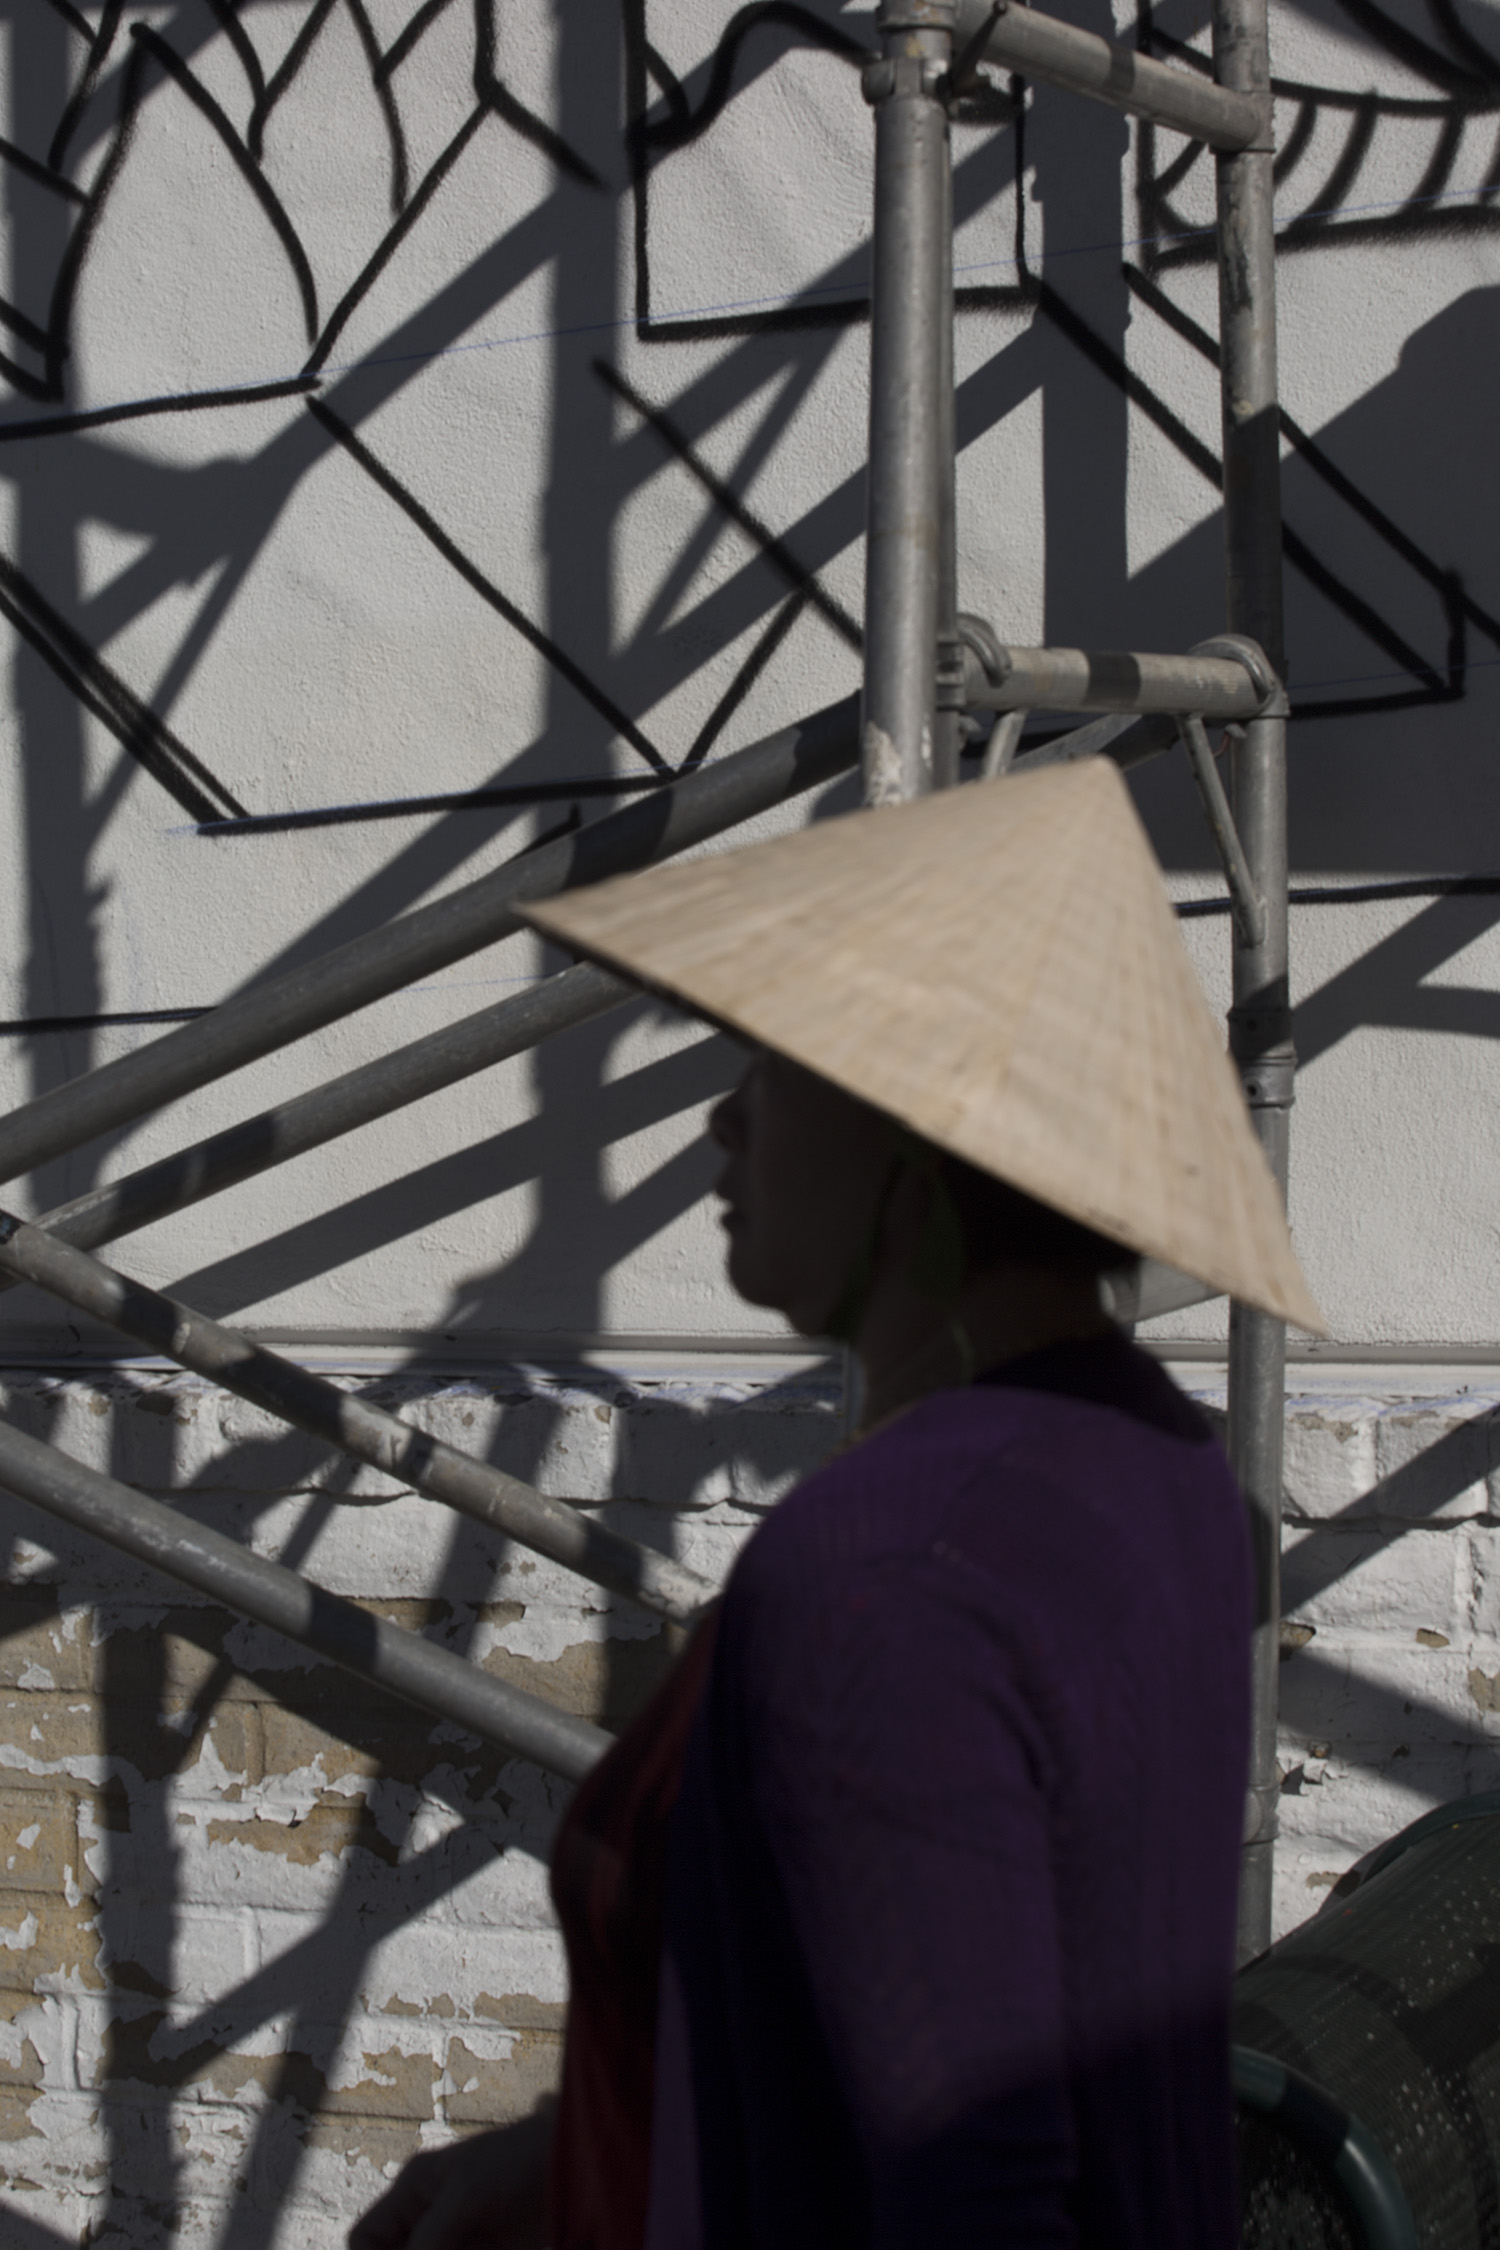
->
[[0, 1792, 75, 1896], [203, 1799, 404, 1871], [0, 1899, 103, 1993], [475, 1627, 682, 1728], [444, 2028, 562, 2125], [0, 1695, 103, 1775], [0, 2086, 45, 2147], [0, 1994, 48, 2091], [298, 2110, 428, 2173], [0, 1593, 95, 1693], [259, 1700, 516, 1799], [318, 2044, 439, 2119]]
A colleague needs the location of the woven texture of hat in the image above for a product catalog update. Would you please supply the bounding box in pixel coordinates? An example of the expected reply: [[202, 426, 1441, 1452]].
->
[[526, 758, 1322, 1332]]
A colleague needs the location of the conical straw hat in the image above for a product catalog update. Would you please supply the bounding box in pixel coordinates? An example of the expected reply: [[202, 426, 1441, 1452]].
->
[[522, 758, 1323, 1333]]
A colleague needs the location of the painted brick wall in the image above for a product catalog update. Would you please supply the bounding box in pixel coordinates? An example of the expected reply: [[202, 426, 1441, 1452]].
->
[[1, 1354, 1496, 2244], [0, 1358, 837, 2247]]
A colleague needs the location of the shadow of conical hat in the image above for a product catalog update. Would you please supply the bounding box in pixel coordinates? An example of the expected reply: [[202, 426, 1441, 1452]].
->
[[522, 757, 1324, 1334]]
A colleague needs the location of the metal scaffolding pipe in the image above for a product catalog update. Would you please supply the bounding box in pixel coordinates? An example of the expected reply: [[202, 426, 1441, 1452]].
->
[[5, 962, 631, 1286], [861, 0, 954, 803], [962, 640, 1270, 717], [1211, 0, 1289, 1965], [0, 696, 860, 1190], [0, 1212, 718, 1629], [932, 69, 963, 796], [955, 0, 1265, 149], [1178, 715, 1266, 946], [0, 1414, 609, 1784]]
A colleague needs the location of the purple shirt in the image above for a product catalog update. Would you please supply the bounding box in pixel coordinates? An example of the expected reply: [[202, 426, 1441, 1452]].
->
[[648, 1334, 1250, 2248]]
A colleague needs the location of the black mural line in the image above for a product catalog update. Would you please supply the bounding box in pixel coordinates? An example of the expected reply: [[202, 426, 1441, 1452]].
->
[[0, 133, 87, 207], [201, 0, 267, 117], [1136, 5, 1500, 276], [0, 3, 621, 832], [47, 0, 121, 177], [381, 0, 462, 86], [133, 25, 321, 342], [301, 104, 488, 377], [680, 589, 809, 771], [247, 0, 338, 165], [624, 0, 860, 337], [636, 2, 869, 157], [609, 0, 1499, 729], [0, 0, 1481, 849], [189, 587, 811, 832], [39, 0, 94, 42], [0, 301, 51, 357], [38, 32, 143, 402], [596, 359, 862, 651], [0, 0, 596, 411], [179, 592, 811, 836], [1034, 281, 1463, 715], [306, 396, 671, 774], [0, 549, 247, 823], [624, 0, 1029, 342], [1178, 874, 1500, 917], [473, 0, 605, 189], [345, 0, 412, 215], [0, 374, 322, 446], [0, 1009, 210, 1039], [196, 774, 671, 838], [1122, 262, 1500, 657], [17, 867, 1500, 1034]]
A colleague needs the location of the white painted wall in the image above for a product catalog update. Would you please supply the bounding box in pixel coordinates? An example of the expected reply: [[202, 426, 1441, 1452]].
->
[[1, 0, 1499, 2238]]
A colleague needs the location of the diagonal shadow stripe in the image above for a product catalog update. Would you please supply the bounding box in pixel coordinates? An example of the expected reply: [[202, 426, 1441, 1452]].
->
[[1295, 888, 1500, 1068], [1284, 1407, 1500, 1612], [0, 549, 247, 821], [129, 1816, 507, 2093], [596, 359, 862, 651], [164, 1029, 735, 1319], [1285, 1643, 1500, 1760], [0, 2205, 77, 2250]]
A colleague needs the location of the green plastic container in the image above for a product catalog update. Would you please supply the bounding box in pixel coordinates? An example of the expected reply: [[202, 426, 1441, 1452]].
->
[[1235, 1794, 1500, 2247]]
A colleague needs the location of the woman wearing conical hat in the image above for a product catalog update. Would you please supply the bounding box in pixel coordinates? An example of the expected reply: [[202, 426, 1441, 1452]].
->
[[352, 759, 1320, 2250]]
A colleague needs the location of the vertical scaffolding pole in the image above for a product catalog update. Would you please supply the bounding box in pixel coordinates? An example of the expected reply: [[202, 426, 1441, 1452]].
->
[[932, 57, 963, 794], [1213, 0, 1290, 1962], [862, 0, 956, 805]]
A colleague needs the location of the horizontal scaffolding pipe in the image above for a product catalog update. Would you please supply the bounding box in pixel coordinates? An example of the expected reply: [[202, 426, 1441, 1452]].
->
[[954, 0, 1265, 149], [963, 642, 1269, 718], [6, 962, 632, 1285], [0, 697, 860, 1190], [0, 1212, 718, 1629], [0, 1414, 608, 1783]]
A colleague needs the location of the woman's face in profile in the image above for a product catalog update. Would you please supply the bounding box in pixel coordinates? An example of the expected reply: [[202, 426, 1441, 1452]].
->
[[709, 1050, 894, 1336]]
